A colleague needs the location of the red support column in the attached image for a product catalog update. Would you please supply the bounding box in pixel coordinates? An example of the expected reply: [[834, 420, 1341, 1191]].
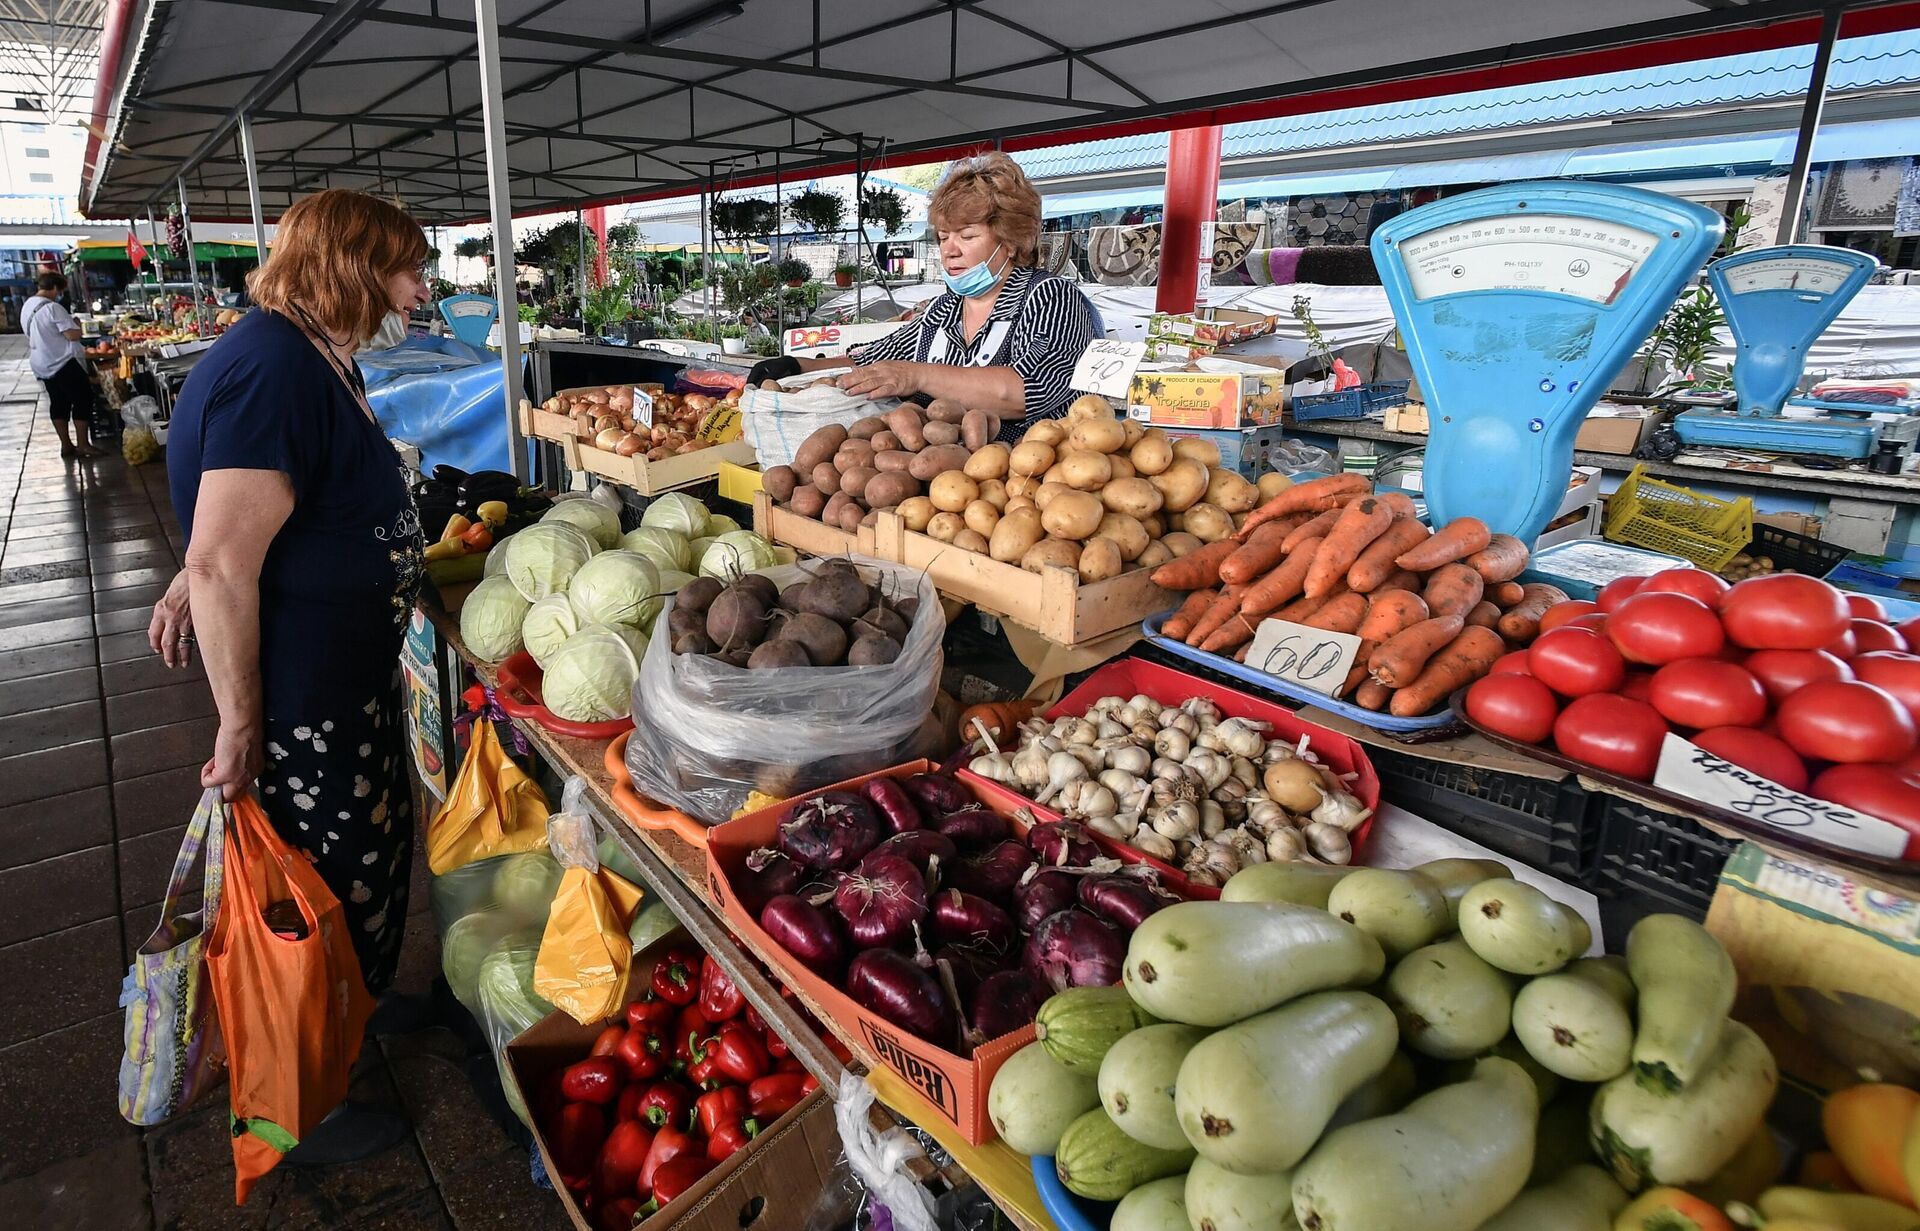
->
[[585, 205, 610, 288], [1155, 125, 1223, 314]]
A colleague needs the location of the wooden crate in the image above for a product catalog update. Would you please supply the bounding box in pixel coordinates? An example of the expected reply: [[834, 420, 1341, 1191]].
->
[[520, 397, 757, 495], [751, 491, 874, 558], [518, 399, 579, 446]]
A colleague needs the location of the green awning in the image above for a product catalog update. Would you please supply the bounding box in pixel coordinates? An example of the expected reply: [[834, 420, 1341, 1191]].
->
[[73, 241, 262, 263]]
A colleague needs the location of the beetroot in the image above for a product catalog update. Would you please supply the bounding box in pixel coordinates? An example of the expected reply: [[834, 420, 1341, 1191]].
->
[[1026, 821, 1100, 868], [759, 894, 846, 979], [832, 855, 928, 950], [846, 949, 951, 1042], [861, 776, 925, 834], [904, 773, 974, 816], [1023, 910, 1125, 992], [736, 848, 805, 917], [970, 971, 1046, 1041], [948, 841, 1033, 901], [1012, 869, 1079, 930], [777, 791, 883, 871], [1077, 874, 1175, 932], [862, 830, 956, 884], [930, 888, 1017, 953], [935, 806, 1009, 848]]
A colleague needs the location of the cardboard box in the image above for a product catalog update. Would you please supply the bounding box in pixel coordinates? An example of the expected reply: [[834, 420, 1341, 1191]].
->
[[1144, 307, 1279, 350], [1127, 370, 1287, 429], [1575, 407, 1657, 455], [1384, 402, 1429, 435], [781, 321, 909, 360]]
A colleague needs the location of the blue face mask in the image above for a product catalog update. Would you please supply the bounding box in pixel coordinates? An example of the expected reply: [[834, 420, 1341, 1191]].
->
[[941, 244, 1004, 298]]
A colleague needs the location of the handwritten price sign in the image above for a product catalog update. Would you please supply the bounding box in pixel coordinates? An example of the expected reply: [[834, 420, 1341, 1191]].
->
[[1070, 339, 1146, 401], [1653, 734, 1909, 858], [631, 389, 655, 429], [1246, 618, 1364, 696]]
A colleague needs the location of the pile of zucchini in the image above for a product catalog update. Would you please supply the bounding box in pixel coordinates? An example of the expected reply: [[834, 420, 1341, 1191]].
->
[[987, 859, 1771, 1231]]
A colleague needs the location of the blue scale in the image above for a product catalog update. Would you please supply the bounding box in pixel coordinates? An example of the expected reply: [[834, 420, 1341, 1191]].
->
[[1671, 245, 1884, 458], [1371, 183, 1722, 544]]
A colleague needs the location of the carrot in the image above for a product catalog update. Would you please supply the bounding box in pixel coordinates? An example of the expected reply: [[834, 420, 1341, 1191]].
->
[[1380, 567, 1425, 595], [1306, 498, 1394, 599], [1301, 591, 1368, 634], [1346, 517, 1431, 592], [1200, 613, 1260, 654], [1151, 538, 1237, 591], [1463, 533, 1529, 583], [1339, 660, 1371, 698], [1490, 580, 1527, 608], [1390, 625, 1505, 716], [1186, 584, 1247, 647], [1281, 507, 1346, 555], [1263, 512, 1314, 541], [1241, 536, 1321, 617], [1354, 680, 1392, 711], [1233, 640, 1254, 663], [1496, 583, 1571, 643], [1369, 613, 1466, 688], [1421, 562, 1486, 619], [1464, 600, 1502, 629], [1235, 473, 1370, 539], [1357, 589, 1430, 643], [1219, 523, 1292, 586], [1376, 490, 1418, 519], [1395, 516, 1492, 571], [1160, 588, 1215, 641], [1269, 586, 1340, 626]]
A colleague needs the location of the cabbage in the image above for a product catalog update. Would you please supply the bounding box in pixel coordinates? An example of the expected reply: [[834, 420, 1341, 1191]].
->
[[430, 856, 505, 935], [483, 542, 510, 577], [628, 899, 680, 955], [699, 530, 778, 580], [542, 497, 622, 549], [541, 624, 644, 722], [656, 569, 695, 594], [476, 940, 554, 1125], [503, 521, 598, 600], [459, 576, 531, 661], [689, 535, 718, 567], [596, 835, 649, 888], [442, 909, 519, 1009], [520, 594, 580, 669], [492, 850, 563, 921], [567, 550, 662, 630], [705, 513, 742, 536], [641, 492, 710, 538], [621, 526, 693, 574]]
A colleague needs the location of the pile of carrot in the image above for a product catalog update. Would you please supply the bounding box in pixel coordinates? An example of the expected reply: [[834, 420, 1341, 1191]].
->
[[1151, 474, 1567, 719]]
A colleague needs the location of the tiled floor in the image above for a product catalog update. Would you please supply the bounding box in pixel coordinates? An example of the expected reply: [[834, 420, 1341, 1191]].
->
[[0, 336, 567, 1229]]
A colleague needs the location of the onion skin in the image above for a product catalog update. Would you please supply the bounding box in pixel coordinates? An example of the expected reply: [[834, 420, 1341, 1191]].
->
[[905, 773, 974, 816], [861, 776, 926, 834], [1023, 910, 1124, 993], [970, 970, 1046, 1040], [1076, 874, 1174, 932], [1013, 870, 1079, 930], [846, 949, 951, 1041], [931, 888, 1018, 953], [832, 855, 928, 950], [862, 830, 956, 883], [759, 894, 846, 979], [1027, 821, 1100, 868], [738, 847, 805, 917], [935, 806, 1010, 848], [777, 790, 884, 871], [948, 840, 1034, 901]]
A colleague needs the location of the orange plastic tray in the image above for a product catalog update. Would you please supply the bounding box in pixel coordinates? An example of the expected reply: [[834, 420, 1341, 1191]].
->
[[604, 731, 711, 848], [495, 651, 635, 740]]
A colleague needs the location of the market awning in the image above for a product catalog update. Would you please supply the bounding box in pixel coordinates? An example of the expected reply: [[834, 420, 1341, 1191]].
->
[[71, 238, 261, 263]]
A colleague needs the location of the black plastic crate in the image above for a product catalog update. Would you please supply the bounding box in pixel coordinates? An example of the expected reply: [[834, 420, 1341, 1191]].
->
[[1748, 524, 1848, 579], [1366, 745, 1600, 879], [1593, 795, 1739, 927]]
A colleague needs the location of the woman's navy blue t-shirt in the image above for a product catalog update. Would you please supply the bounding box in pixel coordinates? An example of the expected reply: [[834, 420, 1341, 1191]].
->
[[167, 309, 424, 716]]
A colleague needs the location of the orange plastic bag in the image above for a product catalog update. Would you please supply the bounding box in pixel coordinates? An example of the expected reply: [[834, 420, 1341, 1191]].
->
[[427, 716, 549, 875], [205, 795, 375, 1204]]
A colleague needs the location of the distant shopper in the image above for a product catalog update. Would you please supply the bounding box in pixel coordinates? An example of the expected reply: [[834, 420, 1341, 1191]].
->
[[20, 272, 103, 459]]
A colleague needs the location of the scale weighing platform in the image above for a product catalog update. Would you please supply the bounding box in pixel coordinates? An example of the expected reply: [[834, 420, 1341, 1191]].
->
[[1371, 183, 1723, 545], [1671, 245, 1894, 460]]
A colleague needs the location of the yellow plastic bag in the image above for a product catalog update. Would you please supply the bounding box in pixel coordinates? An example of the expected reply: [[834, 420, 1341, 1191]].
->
[[427, 717, 549, 875], [536, 866, 646, 1024]]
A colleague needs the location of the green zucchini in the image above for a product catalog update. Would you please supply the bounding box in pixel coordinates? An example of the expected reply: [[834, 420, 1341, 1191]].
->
[[1055, 1106, 1195, 1202], [1383, 937, 1517, 1060], [1034, 986, 1159, 1076], [1220, 861, 1355, 909], [1323, 1050, 1418, 1133], [1512, 971, 1634, 1082], [1476, 1164, 1628, 1231], [1326, 868, 1452, 959], [1110, 1175, 1189, 1231], [1175, 991, 1398, 1174], [1185, 1157, 1299, 1231], [987, 1041, 1100, 1155], [1590, 1020, 1778, 1193], [1099, 1023, 1210, 1151], [1458, 878, 1588, 975], [1413, 857, 1513, 916], [1626, 913, 1735, 1095], [1123, 901, 1384, 1027], [1567, 955, 1636, 1007]]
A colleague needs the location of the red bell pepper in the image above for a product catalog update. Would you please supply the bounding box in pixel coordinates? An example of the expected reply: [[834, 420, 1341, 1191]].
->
[[650, 948, 702, 1006], [639, 1152, 716, 1215], [743, 1005, 767, 1035], [696, 1087, 759, 1163], [709, 1021, 770, 1085], [547, 1102, 608, 1185], [626, 997, 676, 1031], [698, 956, 744, 1021], [636, 1080, 695, 1131], [593, 1119, 654, 1201], [596, 1197, 639, 1231], [637, 1125, 702, 1197], [589, 1023, 626, 1058], [775, 1054, 806, 1074], [560, 1057, 624, 1105], [745, 1072, 813, 1121], [614, 1024, 666, 1082], [615, 1083, 646, 1124]]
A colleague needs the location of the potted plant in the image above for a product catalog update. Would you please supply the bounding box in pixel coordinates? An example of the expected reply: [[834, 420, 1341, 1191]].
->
[[710, 197, 777, 245], [860, 186, 906, 237], [832, 262, 858, 289], [787, 187, 845, 237], [718, 323, 749, 356], [777, 257, 812, 288]]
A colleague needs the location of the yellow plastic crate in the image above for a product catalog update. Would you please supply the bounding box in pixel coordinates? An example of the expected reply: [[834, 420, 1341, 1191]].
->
[[718, 459, 764, 503], [1603, 464, 1753, 572]]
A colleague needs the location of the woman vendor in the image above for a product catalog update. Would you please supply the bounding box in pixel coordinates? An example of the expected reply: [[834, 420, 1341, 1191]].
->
[[748, 153, 1098, 438]]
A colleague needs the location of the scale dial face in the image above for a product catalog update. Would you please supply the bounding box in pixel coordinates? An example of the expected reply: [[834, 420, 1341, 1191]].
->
[[1399, 214, 1659, 304], [1722, 255, 1860, 296]]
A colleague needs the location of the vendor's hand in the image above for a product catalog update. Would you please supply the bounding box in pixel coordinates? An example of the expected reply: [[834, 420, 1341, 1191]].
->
[[202, 722, 266, 802], [149, 571, 194, 667], [837, 361, 921, 400]]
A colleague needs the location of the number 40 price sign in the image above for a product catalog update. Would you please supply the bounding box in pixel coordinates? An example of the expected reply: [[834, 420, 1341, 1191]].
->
[[1245, 618, 1364, 697]]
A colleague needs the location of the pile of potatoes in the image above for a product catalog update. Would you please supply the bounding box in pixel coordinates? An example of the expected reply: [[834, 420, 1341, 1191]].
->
[[762, 400, 1005, 532]]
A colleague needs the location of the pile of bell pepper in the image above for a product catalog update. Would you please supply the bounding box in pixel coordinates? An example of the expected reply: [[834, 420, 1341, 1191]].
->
[[534, 949, 835, 1231]]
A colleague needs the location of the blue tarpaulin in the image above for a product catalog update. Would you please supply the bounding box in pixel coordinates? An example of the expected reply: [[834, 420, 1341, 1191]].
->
[[358, 335, 512, 475]]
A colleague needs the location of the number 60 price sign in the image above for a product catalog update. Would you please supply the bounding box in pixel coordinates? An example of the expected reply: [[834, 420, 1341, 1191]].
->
[[1245, 618, 1365, 697]]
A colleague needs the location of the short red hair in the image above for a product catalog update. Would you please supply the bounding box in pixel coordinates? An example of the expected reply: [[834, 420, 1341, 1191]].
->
[[248, 189, 426, 340], [930, 152, 1042, 266]]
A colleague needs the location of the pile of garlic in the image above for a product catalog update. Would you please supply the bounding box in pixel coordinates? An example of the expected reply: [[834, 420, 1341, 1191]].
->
[[967, 693, 1374, 886]]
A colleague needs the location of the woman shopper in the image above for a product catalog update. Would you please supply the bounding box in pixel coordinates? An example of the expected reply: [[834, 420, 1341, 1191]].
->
[[20, 271, 105, 458]]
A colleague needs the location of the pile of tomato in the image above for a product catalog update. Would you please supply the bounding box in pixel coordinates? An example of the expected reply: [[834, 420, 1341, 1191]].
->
[[1464, 568, 1920, 855]]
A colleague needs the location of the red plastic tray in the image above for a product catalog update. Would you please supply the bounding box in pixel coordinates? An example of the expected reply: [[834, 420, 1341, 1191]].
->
[[494, 650, 635, 740], [604, 732, 711, 849], [957, 659, 1381, 897]]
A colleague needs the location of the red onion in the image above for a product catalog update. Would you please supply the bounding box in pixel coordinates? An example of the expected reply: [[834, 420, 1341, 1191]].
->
[[846, 949, 951, 1042], [1023, 910, 1124, 993], [935, 806, 1009, 848], [1013, 869, 1079, 930], [931, 888, 1017, 953], [905, 773, 974, 816], [948, 840, 1033, 901], [862, 830, 956, 883], [861, 776, 925, 834], [832, 855, 928, 950], [737, 847, 804, 917], [759, 894, 846, 979], [931, 943, 1011, 1001], [777, 791, 884, 871], [970, 970, 1046, 1041], [1077, 874, 1176, 932], [1026, 821, 1100, 868]]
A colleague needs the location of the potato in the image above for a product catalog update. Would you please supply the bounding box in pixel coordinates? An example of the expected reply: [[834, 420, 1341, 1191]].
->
[[1058, 451, 1113, 491], [863, 472, 921, 510], [1151, 457, 1210, 512], [989, 506, 1045, 563], [811, 461, 842, 495], [1023, 419, 1068, 448], [1004, 474, 1041, 500], [961, 409, 996, 451], [1034, 482, 1072, 511], [870, 430, 903, 453], [833, 440, 874, 471], [1173, 437, 1221, 467], [1108, 454, 1136, 482], [926, 511, 964, 543], [925, 397, 968, 424], [930, 471, 981, 513], [873, 449, 916, 473], [822, 490, 851, 525], [963, 499, 1000, 538], [1136, 540, 1173, 570], [836, 501, 866, 532], [923, 420, 961, 447], [789, 483, 827, 520], [793, 424, 848, 473], [1183, 502, 1234, 543], [861, 509, 879, 528], [1162, 530, 1203, 558], [964, 442, 1011, 481], [1232, 511, 1248, 530], [953, 528, 990, 554], [908, 445, 971, 481], [1004, 496, 1037, 515], [1141, 513, 1167, 539], [1130, 430, 1174, 476], [1121, 419, 1146, 448], [1207, 468, 1259, 513], [763, 465, 799, 503], [977, 478, 1008, 510], [1021, 537, 1081, 574], [1078, 537, 1123, 583], [840, 465, 879, 502], [1010, 440, 1055, 477], [1041, 461, 1067, 487], [1101, 476, 1163, 520], [1094, 512, 1149, 562], [1257, 472, 1294, 501], [1066, 394, 1115, 423], [1041, 490, 1105, 540], [1068, 417, 1127, 455], [847, 416, 888, 440], [896, 495, 936, 531], [886, 406, 927, 451]]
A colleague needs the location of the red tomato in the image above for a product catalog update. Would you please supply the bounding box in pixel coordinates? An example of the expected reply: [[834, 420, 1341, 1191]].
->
[[1718, 574, 1851, 650], [1690, 726, 1810, 792], [1849, 651, 1920, 725], [1892, 749, 1920, 786], [1824, 625, 1859, 659], [1777, 680, 1917, 765], [1638, 566, 1730, 606], [1850, 619, 1907, 656], [1537, 601, 1599, 635], [1899, 615, 1920, 649], [1595, 574, 1646, 613], [1608, 592, 1725, 665], [1743, 648, 1853, 703], [1465, 674, 1560, 743], [1808, 764, 1920, 856], [1528, 627, 1626, 698], [1568, 613, 1610, 633], [1554, 695, 1670, 780], [1846, 593, 1889, 621], [1489, 649, 1533, 676], [1648, 658, 1769, 730], [1621, 671, 1655, 702]]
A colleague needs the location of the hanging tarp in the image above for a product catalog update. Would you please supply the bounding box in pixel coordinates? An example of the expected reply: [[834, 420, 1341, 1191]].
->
[[357, 336, 512, 476]]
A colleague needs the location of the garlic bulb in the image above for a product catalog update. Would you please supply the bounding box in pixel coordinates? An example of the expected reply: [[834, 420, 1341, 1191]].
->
[[1303, 821, 1352, 865], [1132, 824, 1177, 859], [1151, 801, 1200, 842], [1266, 826, 1308, 862], [1310, 788, 1374, 833], [970, 753, 1014, 784], [1106, 744, 1151, 776], [1198, 799, 1228, 839], [1153, 727, 1192, 761], [1035, 750, 1089, 805], [1223, 828, 1268, 866], [1087, 814, 1131, 841]]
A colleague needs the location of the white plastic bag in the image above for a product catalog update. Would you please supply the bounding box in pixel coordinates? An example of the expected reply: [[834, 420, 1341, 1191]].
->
[[740, 381, 903, 469]]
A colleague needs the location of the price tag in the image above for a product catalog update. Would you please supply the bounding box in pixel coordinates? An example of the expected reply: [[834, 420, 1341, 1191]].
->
[[1653, 734, 1909, 858], [630, 389, 654, 429], [1071, 338, 1147, 401], [697, 403, 742, 443], [1245, 618, 1363, 696]]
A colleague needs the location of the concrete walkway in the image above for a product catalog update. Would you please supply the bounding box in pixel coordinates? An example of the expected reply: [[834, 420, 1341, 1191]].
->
[[0, 334, 568, 1230]]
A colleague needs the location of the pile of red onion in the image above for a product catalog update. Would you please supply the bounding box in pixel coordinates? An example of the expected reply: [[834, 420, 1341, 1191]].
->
[[738, 773, 1177, 1052]]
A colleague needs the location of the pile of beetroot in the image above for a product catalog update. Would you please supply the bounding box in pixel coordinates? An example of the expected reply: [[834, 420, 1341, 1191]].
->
[[734, 771, 1177, 1051]]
